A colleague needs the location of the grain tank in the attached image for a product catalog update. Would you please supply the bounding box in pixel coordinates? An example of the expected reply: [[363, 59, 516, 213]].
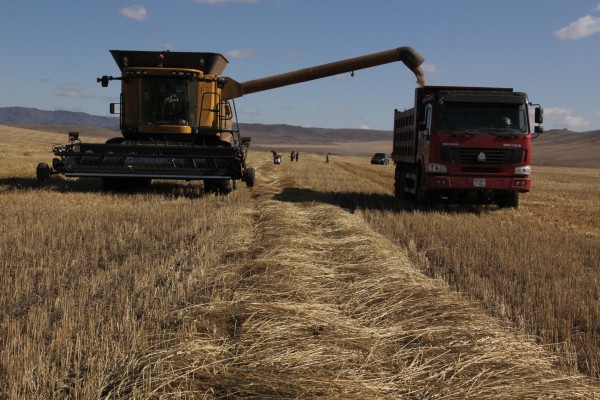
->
[[36, 46, 425, 193]]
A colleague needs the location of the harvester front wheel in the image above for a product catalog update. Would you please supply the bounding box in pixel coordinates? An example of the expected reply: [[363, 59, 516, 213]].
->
[[245, 167, 255, 188], [36, 163, 51, 183]]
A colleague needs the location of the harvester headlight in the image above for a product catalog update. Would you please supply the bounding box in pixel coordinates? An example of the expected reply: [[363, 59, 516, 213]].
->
[[514, 165, 531, 176], [428, 163, 447, 174]]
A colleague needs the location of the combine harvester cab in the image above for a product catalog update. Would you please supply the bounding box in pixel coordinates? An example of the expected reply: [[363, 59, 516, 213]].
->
[[37, 50, 254, 193], [37, 46, 426, 194]]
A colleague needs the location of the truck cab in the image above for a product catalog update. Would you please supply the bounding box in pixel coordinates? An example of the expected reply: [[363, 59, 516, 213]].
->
[[393, 86, 543, 208]]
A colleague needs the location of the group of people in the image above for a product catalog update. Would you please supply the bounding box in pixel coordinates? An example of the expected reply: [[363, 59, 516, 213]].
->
[[271, 150, 331, 164]]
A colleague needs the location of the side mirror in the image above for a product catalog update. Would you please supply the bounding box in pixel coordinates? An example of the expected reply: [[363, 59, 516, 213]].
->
[[223, 103, 232, 119], [109, 103, 120, 114], [534, 125, 544, 134], [535, 107, 543, 124], [97, 76, 110, 87]]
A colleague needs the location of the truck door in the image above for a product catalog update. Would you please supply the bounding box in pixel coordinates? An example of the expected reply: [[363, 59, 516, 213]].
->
[[419, 103, 432, 165]]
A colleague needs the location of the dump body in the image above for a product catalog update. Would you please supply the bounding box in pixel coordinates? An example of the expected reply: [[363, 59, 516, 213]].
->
[[37, 46, 425, 193], [393, 86, 542, 208]]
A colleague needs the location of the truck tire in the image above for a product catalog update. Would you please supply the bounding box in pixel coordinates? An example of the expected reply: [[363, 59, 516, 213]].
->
[[36, 163, 51, 183], [496, 192, 519, 209], [394, 163, 405, 200], [416, 168, 434, 209]]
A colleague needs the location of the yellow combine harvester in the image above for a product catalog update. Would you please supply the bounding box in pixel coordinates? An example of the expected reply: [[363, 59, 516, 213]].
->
[[37, 46, 424, 193]]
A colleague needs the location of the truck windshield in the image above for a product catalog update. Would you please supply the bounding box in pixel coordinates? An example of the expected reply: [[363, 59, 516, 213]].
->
[[140, 77, 197, 126], [435, 103, 528, 135]]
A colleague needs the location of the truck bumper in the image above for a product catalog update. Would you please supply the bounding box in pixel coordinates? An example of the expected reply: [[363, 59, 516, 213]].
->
[[425, 175, 530, 192]]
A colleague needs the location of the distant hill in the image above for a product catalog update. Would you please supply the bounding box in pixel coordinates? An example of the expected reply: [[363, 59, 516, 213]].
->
[[534, 128, 600, 168], [0, 107, 119, 129], [0, 107, 392, 154], [0, 107, 598, 166]]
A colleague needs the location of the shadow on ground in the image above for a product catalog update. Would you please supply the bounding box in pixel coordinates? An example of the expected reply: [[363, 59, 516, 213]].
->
[[273, 187, 489, 215], [0, 177, 208, 199]]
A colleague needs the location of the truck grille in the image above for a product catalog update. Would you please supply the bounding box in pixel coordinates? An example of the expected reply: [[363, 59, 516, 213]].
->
[[440, 148, 523, 165]]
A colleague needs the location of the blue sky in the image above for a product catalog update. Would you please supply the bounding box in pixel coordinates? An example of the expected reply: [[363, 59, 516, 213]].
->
[[1, 0, 599, 131]]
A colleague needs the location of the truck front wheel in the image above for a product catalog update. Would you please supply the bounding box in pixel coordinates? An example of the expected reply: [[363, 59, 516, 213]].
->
[[496, 192, 519, 209], [416, 168, 434, 209]]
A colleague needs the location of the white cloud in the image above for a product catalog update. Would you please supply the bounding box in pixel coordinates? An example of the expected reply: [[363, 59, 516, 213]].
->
[[225, 49, 256, 59], [360, 124, 372, 129], [554, 15, 600, 39], [56, 82, 84, 98], [241, 108, 261, 116], [544, 107, 589, 129], [118, 5, 148, 21]]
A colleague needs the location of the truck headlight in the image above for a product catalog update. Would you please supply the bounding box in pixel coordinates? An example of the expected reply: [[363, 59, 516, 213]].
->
[[514, 165, 531, 176], [428, 163, 447, 173]]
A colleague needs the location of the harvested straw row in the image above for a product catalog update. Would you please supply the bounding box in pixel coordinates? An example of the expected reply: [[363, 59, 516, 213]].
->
[[103, 157, 594, 399]]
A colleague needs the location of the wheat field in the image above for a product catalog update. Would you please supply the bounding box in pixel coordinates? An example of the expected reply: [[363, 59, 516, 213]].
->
[[0, 126, 598, 398]]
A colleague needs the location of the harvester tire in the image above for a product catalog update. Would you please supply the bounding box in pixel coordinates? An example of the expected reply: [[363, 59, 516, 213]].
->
[[245, 167, 255, 188], [102, 177, 151, 192], [204, 179, 233, 195], [36, 163, 51, 183]]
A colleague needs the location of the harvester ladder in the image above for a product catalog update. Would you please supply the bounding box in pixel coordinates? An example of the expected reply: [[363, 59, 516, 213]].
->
[[200, 91, 223, 130]]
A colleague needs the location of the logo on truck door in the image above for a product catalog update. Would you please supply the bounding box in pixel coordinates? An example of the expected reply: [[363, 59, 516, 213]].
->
[[477, 152, 487, 162]]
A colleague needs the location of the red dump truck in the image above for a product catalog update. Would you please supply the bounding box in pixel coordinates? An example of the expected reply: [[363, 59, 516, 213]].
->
[[393, 86, 543, 208]]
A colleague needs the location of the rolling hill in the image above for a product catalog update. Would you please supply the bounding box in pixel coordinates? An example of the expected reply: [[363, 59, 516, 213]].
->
[[0, 107, 598, 166]]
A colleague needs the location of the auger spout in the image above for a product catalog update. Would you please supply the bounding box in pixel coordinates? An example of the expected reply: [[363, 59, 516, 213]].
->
[[237, 46, 425, 97]]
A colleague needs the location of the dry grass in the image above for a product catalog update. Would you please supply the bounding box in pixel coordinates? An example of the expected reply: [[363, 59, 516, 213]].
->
[[276, 152, 600, 377], [0, 125, 597, 398]]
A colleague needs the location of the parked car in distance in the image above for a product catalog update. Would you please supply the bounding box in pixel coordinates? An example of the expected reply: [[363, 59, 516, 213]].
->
[[371, 152, 390, 165]]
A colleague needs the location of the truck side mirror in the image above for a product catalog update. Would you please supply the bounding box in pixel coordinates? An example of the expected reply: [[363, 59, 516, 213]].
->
[[534, 125, 544, 134], [535, 107, 543, 124], [109, 103, 120, 114]]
